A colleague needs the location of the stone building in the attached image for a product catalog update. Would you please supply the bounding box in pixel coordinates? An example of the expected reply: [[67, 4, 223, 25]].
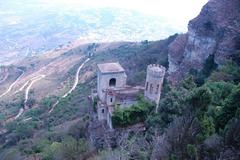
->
[[93, 62, 165, 129], [97, 63, 127, 103]]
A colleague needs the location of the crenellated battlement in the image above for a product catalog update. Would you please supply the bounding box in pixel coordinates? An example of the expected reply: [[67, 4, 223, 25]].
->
[[147, 64, 166, 78]]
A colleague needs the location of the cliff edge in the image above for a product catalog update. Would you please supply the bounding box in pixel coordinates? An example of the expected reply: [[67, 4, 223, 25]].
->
[[168, 0, 240, 84]]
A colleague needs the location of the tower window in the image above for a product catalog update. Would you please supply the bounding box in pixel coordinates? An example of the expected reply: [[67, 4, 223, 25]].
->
[[146, 82, 149, 91], [156, 84, 160, 94], [109, 78, 116, 87], [150, 84, 153, 94], [110, 98, 113, 102], [102, 109, 104, 113]]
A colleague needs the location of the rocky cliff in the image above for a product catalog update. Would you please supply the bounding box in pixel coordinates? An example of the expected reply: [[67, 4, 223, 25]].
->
[[168, 0, 240, 84]]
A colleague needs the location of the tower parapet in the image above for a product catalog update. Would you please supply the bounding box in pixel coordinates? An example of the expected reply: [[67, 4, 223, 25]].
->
[[144, 64, 166, 110], [147, 64, 166, 78]]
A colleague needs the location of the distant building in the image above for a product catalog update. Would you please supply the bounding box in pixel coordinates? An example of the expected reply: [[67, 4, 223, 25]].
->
[[93, 62, 165, 129]]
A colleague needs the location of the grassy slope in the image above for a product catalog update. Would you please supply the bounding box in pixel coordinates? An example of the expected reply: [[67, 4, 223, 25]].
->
[[0, 35, 178, 158]]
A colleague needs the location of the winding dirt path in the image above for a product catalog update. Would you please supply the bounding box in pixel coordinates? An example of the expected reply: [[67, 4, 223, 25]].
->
[[49, 58, 90, 113], [0, 70, 25, 98], [3, 75, 46, 123], [62, 58, 90, 98], [23, 75, 45, 110], [14, 80, 30, 94]]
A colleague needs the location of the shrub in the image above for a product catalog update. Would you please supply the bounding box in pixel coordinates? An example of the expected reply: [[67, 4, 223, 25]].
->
[[0, 148, 22, 160], [224, 118, 240, 149], [112, 98, 154, 127], [68, 120, 88, 140], [204, 82, 235, 107], [58, 137, 89, 160], [32, 139, 51, 154], [197, 115, 215, 141], [209, 61, 240, 83], [187, 144, 197, 159], [216, 85, 240, 130], [187, 87, 212, 113]]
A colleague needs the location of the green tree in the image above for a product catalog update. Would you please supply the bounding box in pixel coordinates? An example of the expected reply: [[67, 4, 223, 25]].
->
[[187, 87, 212, 113], [15, 122, 35, 139], [197, 115, 215, 141], [209, 61, 240, 83], [68, 120, 88, 140], [204, 82, 235, 106], [180, 75, 197, 90], [216, 85, 240, 130], [60, 137, 88, 160], [42, 141, 62, 160], [224, 118, 240, 149], [187, 144, 197, 159]]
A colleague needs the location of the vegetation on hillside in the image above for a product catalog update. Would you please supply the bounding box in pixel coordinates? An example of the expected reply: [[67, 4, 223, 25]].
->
[[0, 39, 240, 159], [96, 55, 240, 159], [0, 82, 91, 159]]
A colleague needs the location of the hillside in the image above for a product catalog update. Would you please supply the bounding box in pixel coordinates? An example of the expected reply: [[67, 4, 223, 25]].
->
[[0, 36, 176, 123], [0, 0, 240, 159], [0, 36, 177, 159]]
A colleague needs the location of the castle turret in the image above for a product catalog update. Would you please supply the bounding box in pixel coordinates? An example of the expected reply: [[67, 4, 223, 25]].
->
[[144, 64, 166, 110]]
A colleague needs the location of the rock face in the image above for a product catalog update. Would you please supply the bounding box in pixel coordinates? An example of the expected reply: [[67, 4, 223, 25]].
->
[[168, 0, 240, 84]]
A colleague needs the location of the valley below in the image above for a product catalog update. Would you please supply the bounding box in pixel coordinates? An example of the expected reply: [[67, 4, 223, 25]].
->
[[0, 0, 181, 65], [1, 0, 240, 159]]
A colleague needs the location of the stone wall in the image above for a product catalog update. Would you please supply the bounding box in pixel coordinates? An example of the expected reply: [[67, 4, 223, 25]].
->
[[97, 71, 127, 102]]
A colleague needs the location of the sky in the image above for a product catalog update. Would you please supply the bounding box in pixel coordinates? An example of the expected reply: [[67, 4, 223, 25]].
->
[[48, 0, 209, 29]]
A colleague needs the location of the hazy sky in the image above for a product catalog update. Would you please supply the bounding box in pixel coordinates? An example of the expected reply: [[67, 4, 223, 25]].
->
[[57, 0, 208, 16], [47, 0, 209, 30]]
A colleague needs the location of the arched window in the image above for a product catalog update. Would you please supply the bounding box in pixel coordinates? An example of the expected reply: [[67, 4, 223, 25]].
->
[[109, 78, 116, 87], [146, 82, 149, 91]]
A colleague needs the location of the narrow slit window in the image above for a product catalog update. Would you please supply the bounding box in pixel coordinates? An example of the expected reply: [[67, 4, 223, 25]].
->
[[150, 84, 153, 94], [146, 82, 149, 91], [156, 84, 160, 94], [102, 109, 104, 113]]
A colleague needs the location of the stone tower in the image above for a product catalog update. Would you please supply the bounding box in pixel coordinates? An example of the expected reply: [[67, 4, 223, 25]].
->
[[97, 62, 127, 102], [144, 64, 166, 108]]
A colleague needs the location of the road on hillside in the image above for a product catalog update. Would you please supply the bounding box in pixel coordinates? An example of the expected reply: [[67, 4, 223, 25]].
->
[[14, 75, 45, 119], [23, 75, 45, 110], [15, 80, 30, 94], [49, 58, 90, 113], [0, 70, 25, 98], [1, 75, 45, 128]]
